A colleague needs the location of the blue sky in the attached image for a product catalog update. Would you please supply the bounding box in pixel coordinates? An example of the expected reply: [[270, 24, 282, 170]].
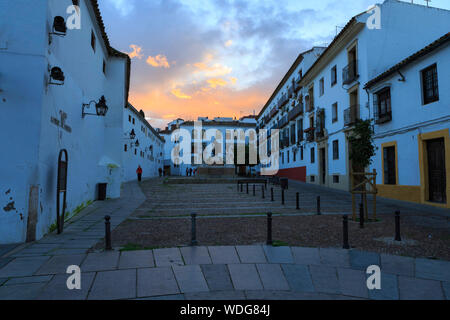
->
[[98, 0, 450, 128]]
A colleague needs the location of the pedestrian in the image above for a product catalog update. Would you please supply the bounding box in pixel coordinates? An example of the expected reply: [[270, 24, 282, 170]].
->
[[136, 165, 143, 182], [189, 168, 193, 176], [186, 168, 189, 177], [158, 168, 162, 177]]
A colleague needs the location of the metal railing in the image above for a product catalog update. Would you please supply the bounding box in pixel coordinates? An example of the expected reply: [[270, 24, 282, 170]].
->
[[342, 60, 358, 85], [344, 105, 360, 126]]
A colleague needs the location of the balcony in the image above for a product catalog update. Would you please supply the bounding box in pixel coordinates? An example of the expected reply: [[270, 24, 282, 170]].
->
[[344, 105, 360, 127], [305, 97, 314, 113], [342, 60, 358, 85], [374, 104, 392, 125], [305, 128, 315, 142], [278, 115, 289, 129], [288, 104, 303, 121], [297, 130, 304, 143]]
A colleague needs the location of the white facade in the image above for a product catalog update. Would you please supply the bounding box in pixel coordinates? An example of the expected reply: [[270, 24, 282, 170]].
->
[[365, 34, 450, 207], [161, 117, 257, 176], [0, 0, 130, 244], [122, 104, 164, 182], [257, 0, 450, 194]]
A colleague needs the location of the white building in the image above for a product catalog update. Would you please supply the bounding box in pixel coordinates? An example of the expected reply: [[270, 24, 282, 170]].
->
[[0, 0, 130, 244], [257, 0, 450, 198], [160, 117, 257, 176], [365, 32, 450, 208], [122, 103, 165, 181]]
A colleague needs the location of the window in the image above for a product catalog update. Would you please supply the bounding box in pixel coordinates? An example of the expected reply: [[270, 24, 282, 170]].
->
[[287, 151, 290, 163], [91, 30, 96, 52], [331, 66, 337, 86], [333, 175, 340, 184], [281, 152, 284, 164], [132, 118, 135, 125], [383, 146, 396, 185], [421, 64, 439, 105], [375, 87, 391, 123], [319, 78, 324, 96], [300, 146, 304, 161], [311, 147, 315, 163], [124, 144, 127, 152], [128, 115, 131, 122], [297, 119, 303, 142], [310, 176, 315, 182], [290, 123, 296, 145], [103, 60, 106, 75], [333, 140, 339, 160], [332, 103, 338, 123], [134, 149, 137, 155], [293, 150, 296, 162]]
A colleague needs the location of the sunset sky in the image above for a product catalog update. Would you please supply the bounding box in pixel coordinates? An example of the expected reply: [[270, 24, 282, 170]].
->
[[98, 0, 450, 129]]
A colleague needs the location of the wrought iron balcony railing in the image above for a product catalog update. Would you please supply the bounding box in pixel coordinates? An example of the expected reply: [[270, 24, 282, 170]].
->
[[344, 104, 360, 127], [342, 60, 358, 85]]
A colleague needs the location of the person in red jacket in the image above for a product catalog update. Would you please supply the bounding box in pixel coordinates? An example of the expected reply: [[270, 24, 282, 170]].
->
[[136, 165, 143, 182]]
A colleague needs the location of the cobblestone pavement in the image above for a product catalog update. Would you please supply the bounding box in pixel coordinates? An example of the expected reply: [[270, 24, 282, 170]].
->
[[0, 179, 449, 300]]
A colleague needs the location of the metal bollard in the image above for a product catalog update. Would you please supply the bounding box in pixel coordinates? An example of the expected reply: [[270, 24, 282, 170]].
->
[[253, 184, 256, 196], [395, 211, 401, 241], [343, 215, 350, 249], [267, 212, 273, 246], [296, 192, 300, 210], [191, 213, 198, 246], [359, 203, 364, 228], [271, 188, 274, 202], [105, 215, 112, 251], [262, 186, 265, 199], [317, 196, 321, 215], [281, 189, 285, 205]]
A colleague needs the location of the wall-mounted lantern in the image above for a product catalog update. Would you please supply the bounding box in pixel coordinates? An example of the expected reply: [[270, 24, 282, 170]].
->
[[82, 95, 108, 119], [49, 67, 65, 86], [49, 16, 67, 44]]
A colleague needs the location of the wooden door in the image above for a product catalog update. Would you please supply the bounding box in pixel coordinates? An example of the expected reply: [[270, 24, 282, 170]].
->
[[427, 138, 446, 203]]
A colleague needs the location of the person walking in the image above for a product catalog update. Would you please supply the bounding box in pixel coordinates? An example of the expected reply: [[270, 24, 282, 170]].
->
[[158, 168, 162, 177], [189, 168, 193, 177], [136, 165, 143, 182]]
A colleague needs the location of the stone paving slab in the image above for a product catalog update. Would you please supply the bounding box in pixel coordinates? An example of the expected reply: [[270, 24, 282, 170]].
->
[[442, 282, 450, 300], [228, 264, 263, 291], [36, 254, 86, 275], [137, 294, 186, 300], [201, 264, 234, 291], [380, 254, 415, 277], [263, 246, 294, 264], [257, 264, 290, 291], [398, 276, 444, 300], [51, 248, 90, 256], [0, 256, 50, 278], [180, 246, 212, 265], [236, 245, 267, 264], [37, 273, 96, 300], [208, 246, 240, 264], [309, 265, 340, 295], [337, 268, 368, 299], [0, 282, 47, 300], [244, 290, 352, 300], [368, 273, 399, 300], [319, 248, 350, 268], [173, 265, 209, 293], [88, 269, 137, 300], [0, 258, 13, 269], [291, 247, 320, 266], [81, 252, 120, 272], [118, 250, 154, 269], [415, 258, 450, 282], [137, 267, 180, 298], [154, 248, 184, 267], [281, 264, 315, 293], [349, 250, 380, 271], [4, 275, 53, 286], [185, 291, 246, 300]]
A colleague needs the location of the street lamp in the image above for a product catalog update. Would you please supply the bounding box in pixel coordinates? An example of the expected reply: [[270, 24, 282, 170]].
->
[[82, 96, 108, 119]]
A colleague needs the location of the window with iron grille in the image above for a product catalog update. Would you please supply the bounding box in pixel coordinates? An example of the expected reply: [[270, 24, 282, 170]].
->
[[375, 87, 392, 123], [124, 144, 127, 152], [319, 78, 324, 96], [300, 146, 304, 161], [421, 64, 439, 105], [331, 66, 337, 86], [311, 147, 315, 164], [287, 151, 290, 163], [333, 175, 340, 184], [297, 119, 303, 142], [333, 140, 339, 160], [383, 146, 396, 185]]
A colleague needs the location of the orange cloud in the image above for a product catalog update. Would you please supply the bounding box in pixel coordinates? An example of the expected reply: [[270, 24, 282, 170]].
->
[[225, 40, 233, 47], [229, 77, 238, 85], [207, 78, 228, 88], [128, 44, 144, 59], [147, 55, 171, 68], [171, 88, 192, 99]]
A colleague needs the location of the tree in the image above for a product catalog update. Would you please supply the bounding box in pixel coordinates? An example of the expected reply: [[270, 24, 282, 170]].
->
[[348, 119, 376, 171]]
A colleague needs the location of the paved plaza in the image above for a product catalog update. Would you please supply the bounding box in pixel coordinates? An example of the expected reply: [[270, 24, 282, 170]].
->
[[0, 179, 449, 300]]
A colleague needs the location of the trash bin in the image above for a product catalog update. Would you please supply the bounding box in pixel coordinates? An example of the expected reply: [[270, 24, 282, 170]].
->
[[280, 178, 289, 190], [98, 183, 107, 201]]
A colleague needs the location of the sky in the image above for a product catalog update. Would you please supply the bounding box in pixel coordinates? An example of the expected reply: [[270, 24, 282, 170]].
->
[[98, 0, 450, 129]]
